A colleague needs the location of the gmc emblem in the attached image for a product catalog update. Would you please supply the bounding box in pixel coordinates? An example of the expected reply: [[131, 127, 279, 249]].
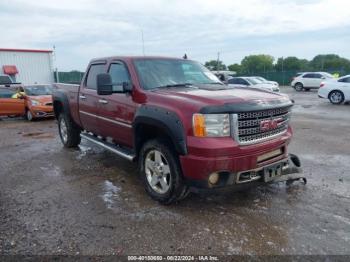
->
[[260, 118, 281, 131]]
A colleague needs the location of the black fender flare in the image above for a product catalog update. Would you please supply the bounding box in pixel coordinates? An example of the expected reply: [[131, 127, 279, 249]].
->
[[52, 90, 73, 120], [133, 105, 187, 155]]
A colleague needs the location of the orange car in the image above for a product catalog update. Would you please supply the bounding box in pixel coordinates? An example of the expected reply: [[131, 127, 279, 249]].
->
[[23, 85, 54, 120], [0, 87, 25, 117]]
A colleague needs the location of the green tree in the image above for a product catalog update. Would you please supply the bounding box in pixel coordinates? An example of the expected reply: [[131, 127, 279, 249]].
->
[[275, 57, 309, 71], [241, 55, 274, 73], [309, 54, 350, 71], [204, 60, 227, 70], [227, 63, 242, 74]]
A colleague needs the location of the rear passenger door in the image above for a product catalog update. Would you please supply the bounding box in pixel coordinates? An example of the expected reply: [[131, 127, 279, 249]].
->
[[0, 88, 25, 116], [313, 73, 324, 87], [78, 63, 106, 135], [302, 73, 314, 87], [338, 77, 350, 99]]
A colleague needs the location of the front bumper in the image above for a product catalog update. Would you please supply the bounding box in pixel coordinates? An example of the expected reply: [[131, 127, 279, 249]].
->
[[185, 153, 304, 191], [180, 130, 305, 189], [30, 106, 54, 118]]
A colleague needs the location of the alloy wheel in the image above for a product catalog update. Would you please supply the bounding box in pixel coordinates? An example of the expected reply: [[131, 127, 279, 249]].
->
[[145, 150, 171, 194], [59, 118, 68, 143]]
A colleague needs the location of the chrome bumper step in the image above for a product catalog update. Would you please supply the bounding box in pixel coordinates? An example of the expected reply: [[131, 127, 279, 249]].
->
[[80, 133, 135, 161]]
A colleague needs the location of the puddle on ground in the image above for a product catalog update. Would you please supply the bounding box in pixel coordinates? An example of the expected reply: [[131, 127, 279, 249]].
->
[[40, 165, 62, 177], [101, 180, 121, 209], [76, 145, 93, 160]]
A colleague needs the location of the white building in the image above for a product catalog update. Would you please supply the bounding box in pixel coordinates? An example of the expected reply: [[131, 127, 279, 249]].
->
[[0, 48, 54, 85]]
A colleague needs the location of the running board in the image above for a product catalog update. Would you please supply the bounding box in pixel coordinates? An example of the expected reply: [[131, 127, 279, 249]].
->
[[80, 133, 135, 161]]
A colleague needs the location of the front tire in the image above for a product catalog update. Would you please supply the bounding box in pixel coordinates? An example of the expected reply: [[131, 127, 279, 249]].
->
[[139, 139, 189, 204], [58, 113, 81, 148], [329, 90, 344, 104], [26, 110, 33, 121], [294, 83, 304, 92]]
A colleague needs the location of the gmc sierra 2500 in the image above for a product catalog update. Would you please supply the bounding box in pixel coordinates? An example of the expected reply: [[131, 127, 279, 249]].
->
[[53, 56, 304, 204]]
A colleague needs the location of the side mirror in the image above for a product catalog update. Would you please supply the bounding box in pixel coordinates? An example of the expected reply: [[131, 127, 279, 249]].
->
[[97, 73, 113, 95]]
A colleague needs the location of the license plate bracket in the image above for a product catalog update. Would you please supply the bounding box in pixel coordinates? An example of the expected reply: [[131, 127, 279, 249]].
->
[[263, 163, 283, 182]]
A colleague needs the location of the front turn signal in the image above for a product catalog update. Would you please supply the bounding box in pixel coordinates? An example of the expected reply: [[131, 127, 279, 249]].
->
[[193, 114, 206, 137]]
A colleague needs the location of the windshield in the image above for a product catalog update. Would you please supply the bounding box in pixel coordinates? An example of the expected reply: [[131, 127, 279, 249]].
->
[[323, 72, 333, 78], [134, 59, 221, 90], [247, 78, 260, 84], [256, 77, 266, 82], [25, 85, 52, 96]]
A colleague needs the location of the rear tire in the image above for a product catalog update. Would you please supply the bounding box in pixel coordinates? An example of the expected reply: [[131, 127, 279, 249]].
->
[[58, 113, 81, 148], [139, 139, 189, 204], [329, 90, 344, 105], [294, 83, 303, 92]]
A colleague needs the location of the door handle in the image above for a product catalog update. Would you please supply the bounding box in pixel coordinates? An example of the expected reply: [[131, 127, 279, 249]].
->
[[98, 99, 108, 104], [79, 95, 86, 100]]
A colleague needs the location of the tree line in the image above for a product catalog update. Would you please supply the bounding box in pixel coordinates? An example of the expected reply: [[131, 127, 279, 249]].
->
[[204, 54, 350, 74]]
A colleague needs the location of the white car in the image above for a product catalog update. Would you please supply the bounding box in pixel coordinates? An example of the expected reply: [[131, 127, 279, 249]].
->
[[252, 76, 279, 87], [227, 77, 280, 92], [318, 75, 350, 104], [291, 72, 333, 91]]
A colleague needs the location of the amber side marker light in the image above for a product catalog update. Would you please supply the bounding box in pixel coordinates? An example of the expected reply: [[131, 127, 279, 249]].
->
[[193, 113, 207, 137]]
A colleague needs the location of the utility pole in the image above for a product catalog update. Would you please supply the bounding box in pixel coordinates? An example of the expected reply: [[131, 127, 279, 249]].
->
[[216, 52, 220, 71], [53, 45, 59, 83], [281, 56, 284, 86]]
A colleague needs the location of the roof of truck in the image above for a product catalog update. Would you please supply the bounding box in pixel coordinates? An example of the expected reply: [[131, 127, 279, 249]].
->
[[90, 56, 190, 63]]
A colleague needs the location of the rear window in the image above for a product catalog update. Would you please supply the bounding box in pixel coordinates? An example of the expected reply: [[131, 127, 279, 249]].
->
[[338, 77, 350, 83], [0, 75, 12, 84]]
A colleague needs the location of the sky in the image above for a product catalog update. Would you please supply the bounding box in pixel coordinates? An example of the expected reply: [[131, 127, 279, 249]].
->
[[1, 0, 350, 71]]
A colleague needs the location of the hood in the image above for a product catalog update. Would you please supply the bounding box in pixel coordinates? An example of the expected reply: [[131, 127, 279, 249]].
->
[[150, 84, 292, 112], [27, 95, 52, 104]]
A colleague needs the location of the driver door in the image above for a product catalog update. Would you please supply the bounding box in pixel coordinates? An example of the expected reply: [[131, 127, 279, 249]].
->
[[0, 89, 25, 116], [97, 61, 136, 147]]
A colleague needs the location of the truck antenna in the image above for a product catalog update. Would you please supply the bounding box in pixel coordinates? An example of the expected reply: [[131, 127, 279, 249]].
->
[[141, 29, 145, 56]]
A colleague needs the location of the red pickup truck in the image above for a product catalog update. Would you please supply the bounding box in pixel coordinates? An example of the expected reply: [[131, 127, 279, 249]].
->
[[53, 56, 303, 204]]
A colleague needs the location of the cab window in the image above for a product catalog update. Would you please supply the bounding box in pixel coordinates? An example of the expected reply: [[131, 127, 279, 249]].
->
[[86, 64, 106, 90]]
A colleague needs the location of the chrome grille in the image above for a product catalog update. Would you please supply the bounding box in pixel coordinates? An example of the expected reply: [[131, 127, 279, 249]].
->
[[232, 106, 291, 145]]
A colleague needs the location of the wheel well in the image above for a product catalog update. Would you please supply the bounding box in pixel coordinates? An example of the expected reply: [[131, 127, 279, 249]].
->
[[53, 100, 63, 119], [134, 123, 176, 159], [294, 82, 303, 87]]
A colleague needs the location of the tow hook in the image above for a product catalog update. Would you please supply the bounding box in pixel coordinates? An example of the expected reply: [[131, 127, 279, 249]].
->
[[274, 153, 307, 185]]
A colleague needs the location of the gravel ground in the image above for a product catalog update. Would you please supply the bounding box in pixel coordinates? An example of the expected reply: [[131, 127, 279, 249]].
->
[[0, 87, 349, 256]]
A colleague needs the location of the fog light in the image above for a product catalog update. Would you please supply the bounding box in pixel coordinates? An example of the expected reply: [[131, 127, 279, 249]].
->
[[208, 172, 219, 185]]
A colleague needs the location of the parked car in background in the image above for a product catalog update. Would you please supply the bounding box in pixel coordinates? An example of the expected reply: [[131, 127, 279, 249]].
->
[[318, 75, 350, 104], [252, 76, 279, 87], [228, 77, 280, 92], [212, 70, 235, 83], [23, 85, 54, 120], [0, 74, 22, 88], [291, 72, 333, 91], [0, 87, 25, 117]]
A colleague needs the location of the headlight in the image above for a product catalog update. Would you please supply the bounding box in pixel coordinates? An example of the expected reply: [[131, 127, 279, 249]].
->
[[31, 100, 40, 106], [193, 114, 230, 137]]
